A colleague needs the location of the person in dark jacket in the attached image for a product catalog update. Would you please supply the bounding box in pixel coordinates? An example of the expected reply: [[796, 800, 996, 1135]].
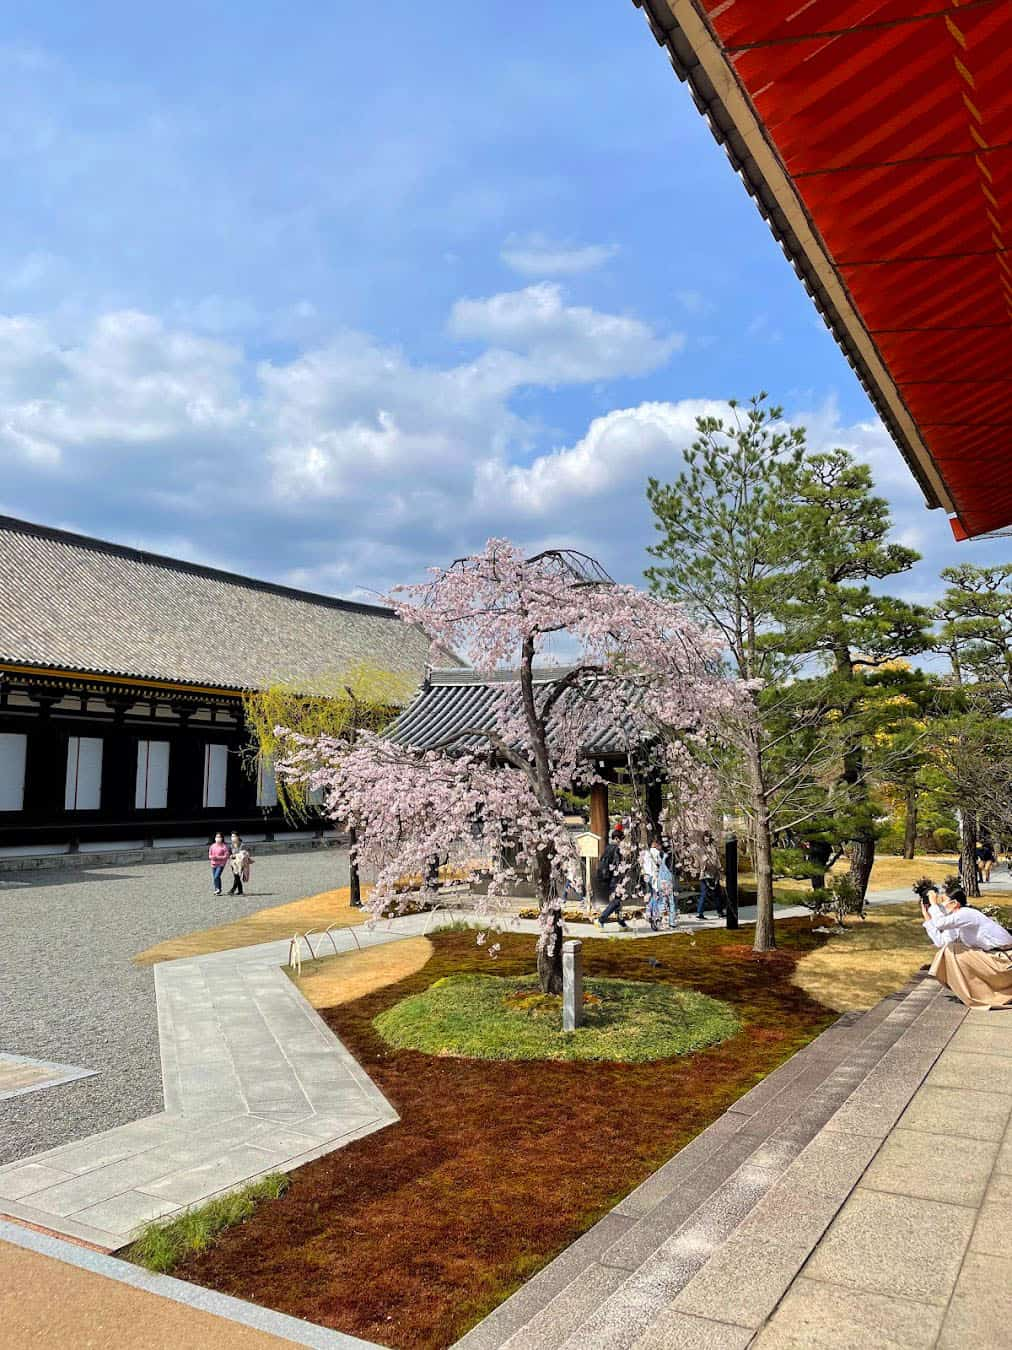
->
[[594, 829, 629, 929]]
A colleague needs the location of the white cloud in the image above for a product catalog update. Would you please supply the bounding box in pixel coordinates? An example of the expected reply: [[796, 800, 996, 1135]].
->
[[0, 290, 978, 610], [500, 233, 619, 276], [0, 310, 248, 470], [476, 400, 723, 518], [674, 290, 715, 316], [449, 282, 682, 383]]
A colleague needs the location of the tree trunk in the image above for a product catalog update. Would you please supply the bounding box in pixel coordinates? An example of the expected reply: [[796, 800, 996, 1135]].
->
[[521, 634, 569, 994], [744, 725, 776, 952], [960, 813, 981, 898], [535, 851, 564, 993], [807, 839, 831, 891], [848, 830, 876, 910], [537, 909, 565, 994], [834, 648, 875, 909], [903, 787, 918, 860], [752, 819, 776, 952], [348, 824, 362, 907]]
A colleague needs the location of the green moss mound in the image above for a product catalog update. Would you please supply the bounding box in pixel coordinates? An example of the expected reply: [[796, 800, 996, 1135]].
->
[[373, 973, 739, 1062]]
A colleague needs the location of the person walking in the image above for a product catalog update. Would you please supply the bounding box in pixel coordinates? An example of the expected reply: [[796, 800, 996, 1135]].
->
[[208, 832, 230, 896], [696, 854, 725, 919], [641, 838, 663, 918], [979, 840, 995, 884], [595, 829, 629, 929], [228, 832, 252, 896], [660, 849, 678, 929]]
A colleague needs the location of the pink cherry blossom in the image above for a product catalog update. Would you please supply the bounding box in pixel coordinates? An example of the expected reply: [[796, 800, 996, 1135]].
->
[[278, 541, 739, 992]]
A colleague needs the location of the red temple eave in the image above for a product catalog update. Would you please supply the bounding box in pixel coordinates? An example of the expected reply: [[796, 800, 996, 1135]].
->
[[635, 0, 1012, 540]]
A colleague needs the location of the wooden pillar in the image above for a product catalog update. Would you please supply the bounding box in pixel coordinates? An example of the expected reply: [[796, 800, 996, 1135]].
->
[[23, 694, 64, 834], [590, 782, 609, 847], [646, 778, 664, 839], [104, 700, 135, 832]]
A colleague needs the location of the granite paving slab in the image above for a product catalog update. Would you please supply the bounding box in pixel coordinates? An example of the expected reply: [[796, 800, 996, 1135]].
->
[[0, 1052, 97, 1101], [0, 849, 355, 1164], [751, 1002, 1012, 1347], [0, 925, 410, 1250]]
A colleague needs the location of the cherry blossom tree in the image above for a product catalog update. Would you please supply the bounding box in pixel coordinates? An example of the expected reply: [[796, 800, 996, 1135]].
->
[[279, 541, 739, 993]]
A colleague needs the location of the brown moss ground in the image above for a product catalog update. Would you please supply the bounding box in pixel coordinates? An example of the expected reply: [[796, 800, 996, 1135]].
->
[[172, 921, 836, 1350], [134, 886, 367, 965]]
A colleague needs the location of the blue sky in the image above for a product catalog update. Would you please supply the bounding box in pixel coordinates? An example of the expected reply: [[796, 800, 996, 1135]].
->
[[0, 2, 999, 608]]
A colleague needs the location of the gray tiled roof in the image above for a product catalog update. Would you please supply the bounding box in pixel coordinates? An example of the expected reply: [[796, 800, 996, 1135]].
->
[[388, 667, 651, 758], [0, 516, 443, 698]]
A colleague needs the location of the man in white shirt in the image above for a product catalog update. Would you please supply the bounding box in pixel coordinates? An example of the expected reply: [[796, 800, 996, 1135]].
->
[[927, 890, 1012, 1009]]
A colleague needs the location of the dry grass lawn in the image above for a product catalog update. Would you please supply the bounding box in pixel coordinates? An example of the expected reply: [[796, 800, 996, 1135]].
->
[[287, 936, 434, 1009], [845, 853, 960, 892], [793, 890, 1012, 1012], [134, 885, 368, 965], [791, 908, 929, 1012]]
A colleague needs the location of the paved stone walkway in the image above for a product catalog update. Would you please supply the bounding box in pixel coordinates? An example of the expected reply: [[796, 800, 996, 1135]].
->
[[751, 1004, 1012, 1349], [0, 1052, 96, 1101], [4, 872, 1005, 1341], [0, 849, 352, 1163], [0, 925, 418, 1249]]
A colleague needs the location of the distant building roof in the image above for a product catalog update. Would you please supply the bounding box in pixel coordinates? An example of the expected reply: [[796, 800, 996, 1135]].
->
[[0, 515, 444, 698], [387, 667, 652, 760]]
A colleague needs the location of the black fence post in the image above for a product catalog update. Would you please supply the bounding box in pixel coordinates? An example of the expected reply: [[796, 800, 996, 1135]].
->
[[724, 834, 739, 930]]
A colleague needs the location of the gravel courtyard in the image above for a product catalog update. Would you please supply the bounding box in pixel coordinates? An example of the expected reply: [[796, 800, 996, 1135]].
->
[[0, 848, 349, 1166]]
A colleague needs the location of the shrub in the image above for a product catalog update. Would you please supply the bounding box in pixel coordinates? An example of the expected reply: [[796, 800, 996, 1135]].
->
[[933, 828, 959, 853], [373, 973, 740, 1062], [978, 904, 1007, 924], [798, 874, 865, 925]]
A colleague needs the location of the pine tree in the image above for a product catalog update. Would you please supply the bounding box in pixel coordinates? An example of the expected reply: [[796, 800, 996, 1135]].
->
[[646, 395, 805, 951], [783, 451, 931, 896]]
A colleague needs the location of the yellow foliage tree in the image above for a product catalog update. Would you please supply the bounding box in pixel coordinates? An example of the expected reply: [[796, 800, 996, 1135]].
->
[[243, 664, 414, 905], [243, 663, 413, 818]]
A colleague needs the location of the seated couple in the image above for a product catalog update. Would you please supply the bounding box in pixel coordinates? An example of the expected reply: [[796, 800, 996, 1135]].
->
[[916, 879, 1012, 1010]]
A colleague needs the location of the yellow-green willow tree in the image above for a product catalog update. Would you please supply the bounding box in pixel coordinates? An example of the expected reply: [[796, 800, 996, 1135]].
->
[[243, 663, 412, 906]]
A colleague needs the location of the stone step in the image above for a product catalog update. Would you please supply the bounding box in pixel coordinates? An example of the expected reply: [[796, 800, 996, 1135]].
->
[[453, 977, 959, 1350]]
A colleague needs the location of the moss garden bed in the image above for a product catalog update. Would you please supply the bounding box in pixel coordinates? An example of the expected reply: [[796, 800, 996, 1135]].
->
[[172, 924, 838, 1350], [373, 972, 740, 1061]]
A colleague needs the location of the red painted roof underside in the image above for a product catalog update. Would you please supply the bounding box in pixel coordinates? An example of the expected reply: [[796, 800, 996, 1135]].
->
[[699, 0, 1012, 538]]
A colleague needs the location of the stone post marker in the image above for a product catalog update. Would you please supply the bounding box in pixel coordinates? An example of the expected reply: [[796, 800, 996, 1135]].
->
[[562, 939, 584, 1031]]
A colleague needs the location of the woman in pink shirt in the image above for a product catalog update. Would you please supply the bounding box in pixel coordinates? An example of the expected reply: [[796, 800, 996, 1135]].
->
[[208, 832, 230, 895]]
